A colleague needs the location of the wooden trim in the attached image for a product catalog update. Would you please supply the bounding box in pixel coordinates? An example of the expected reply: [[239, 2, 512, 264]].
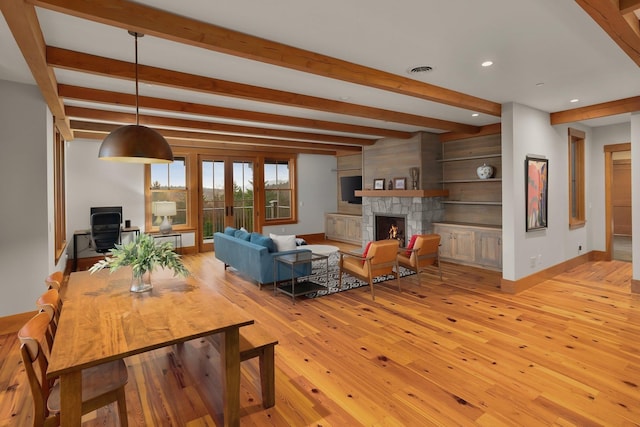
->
[[568, 128, 586, 228], [620, 0, 640, 15], [0, 0, 72, 138], [32, 0, 501, 117], [438, 123, 502, 143], [355, 189, 449, 197], [0, 310, 39, 335], [500, 252, 592, 294], [603, 142, 631, 261], [49, 47, 480, 134], [550, 96, 640, 125], [631, 279, 640, 293], [604, 142, 631, 152], [574, 0, 640, 66], [59, 85, 410, 139]]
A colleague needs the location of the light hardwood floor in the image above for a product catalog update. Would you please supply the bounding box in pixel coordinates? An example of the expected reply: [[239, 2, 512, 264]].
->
[[1, 243, 639, 426]]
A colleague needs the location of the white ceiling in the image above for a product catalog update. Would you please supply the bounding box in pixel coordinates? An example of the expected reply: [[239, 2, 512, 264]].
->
[[1, 0, 639, 143]]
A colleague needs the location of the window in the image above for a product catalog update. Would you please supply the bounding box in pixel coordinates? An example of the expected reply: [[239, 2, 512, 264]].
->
[[53, 127, 66, 263], [568, 128, 586, 229], [264, 158, 295, 222], [148, 156, 189, 230]]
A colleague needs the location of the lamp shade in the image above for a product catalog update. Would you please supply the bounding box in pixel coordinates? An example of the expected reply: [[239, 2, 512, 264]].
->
[[98, 125, 173, 163], [154, 201, 177, 217]]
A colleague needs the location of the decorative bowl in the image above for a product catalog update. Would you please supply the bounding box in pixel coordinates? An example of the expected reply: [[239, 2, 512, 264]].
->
[[476, 163, 495, 179]]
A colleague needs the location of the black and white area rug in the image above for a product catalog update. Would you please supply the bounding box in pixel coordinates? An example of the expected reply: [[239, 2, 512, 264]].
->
[[305, 253, 415, 298]]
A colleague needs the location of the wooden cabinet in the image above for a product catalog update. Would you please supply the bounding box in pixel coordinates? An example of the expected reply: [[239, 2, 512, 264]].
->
[[433, 223, 501, 270], [325, 213, 362, 245]]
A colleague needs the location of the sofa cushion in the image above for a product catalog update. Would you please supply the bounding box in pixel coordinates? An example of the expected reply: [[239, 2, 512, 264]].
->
[[269, 233, 297, 251], [224, 226, 237, 236], [250, 232, 276, 252], [234, 229, 251, 241]]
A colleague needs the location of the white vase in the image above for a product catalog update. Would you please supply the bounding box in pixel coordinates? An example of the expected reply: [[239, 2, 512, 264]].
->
[[476, 164, 494, 179]]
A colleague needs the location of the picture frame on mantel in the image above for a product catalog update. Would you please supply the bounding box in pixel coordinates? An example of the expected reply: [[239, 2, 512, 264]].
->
[[393, 177, 407, 190], [525, 156, 548, 231], [374, 178, 385, 190]]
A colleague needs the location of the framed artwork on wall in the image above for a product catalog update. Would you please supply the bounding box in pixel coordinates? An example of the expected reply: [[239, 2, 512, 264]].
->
[[393, 177, 406, 190], [374, 178, 385, 190], [525, 156, 548, 231]]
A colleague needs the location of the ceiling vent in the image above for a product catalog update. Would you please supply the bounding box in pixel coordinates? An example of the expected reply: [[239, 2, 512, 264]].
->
[[408, 65, 433, 74]]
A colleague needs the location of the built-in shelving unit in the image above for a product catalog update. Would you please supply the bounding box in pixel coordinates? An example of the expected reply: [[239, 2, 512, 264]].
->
[[438, 154, 501, 163], [355, 189, 449, 198], [442, 201, 502, 205]]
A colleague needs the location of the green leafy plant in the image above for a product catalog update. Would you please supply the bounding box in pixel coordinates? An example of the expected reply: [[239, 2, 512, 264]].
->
[[89, 233, 189, 278]]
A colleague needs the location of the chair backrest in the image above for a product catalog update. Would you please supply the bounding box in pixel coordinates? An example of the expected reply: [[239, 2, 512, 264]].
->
[[366, 240, 400, 276], [18, 312, 54, 424], [413, 234, 441, 267], [44, 271, 63, 290], [36, 288, 61, 339], [91, 212, 121, 253]]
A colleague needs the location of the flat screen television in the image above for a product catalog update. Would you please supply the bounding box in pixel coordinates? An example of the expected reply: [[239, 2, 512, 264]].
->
[[90, 206, 123, 223], [340, 176, 362, 204]]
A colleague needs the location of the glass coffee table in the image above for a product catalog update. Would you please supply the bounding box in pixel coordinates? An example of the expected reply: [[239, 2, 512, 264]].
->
[[274, 251, 329, 304]]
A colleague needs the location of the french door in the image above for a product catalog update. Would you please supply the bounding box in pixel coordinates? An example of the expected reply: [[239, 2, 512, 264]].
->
[[200, 156, 256, 251]]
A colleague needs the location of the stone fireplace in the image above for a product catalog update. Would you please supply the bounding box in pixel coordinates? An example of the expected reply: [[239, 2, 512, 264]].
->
[[363, 196, 445, 246]]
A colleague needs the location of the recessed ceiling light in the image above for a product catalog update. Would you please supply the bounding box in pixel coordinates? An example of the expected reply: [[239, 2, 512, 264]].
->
[[570, 98, 579, 103], [472, 113, 479, 117], [407, 65, 434, 74], [481, 61, 493, 67]]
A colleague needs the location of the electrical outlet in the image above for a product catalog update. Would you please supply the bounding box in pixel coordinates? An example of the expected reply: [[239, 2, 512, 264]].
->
[[530, 256, 536, 268], [578, 244, 582, 251]]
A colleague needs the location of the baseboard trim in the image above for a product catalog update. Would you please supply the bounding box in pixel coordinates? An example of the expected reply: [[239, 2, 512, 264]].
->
[[631, 279, 640, 294], [0, 310, 38, 335], [500, 252, 592, 294], [298, 233, 326, 243]]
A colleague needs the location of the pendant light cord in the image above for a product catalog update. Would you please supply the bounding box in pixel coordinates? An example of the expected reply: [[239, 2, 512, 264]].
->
[[134, 32, 140, 126]]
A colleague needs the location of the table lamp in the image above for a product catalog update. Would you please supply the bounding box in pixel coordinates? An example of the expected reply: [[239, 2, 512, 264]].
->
[[153, 201, 177, 234]]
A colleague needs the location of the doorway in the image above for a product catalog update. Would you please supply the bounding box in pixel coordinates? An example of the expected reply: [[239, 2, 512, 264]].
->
[[199, 157, 256, 252], [604, 144, 632, 262]]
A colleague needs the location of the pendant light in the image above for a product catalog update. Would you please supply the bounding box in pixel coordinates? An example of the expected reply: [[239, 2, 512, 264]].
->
[[98, 31, 173, 163]]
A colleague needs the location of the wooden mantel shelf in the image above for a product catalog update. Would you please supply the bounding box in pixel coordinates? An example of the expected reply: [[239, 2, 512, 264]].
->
[[355, 189, 449, 197]]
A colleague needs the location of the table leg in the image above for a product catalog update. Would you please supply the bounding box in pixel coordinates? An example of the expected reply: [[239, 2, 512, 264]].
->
[[221, 327, 241, 427], [59, 370, 83, 426]]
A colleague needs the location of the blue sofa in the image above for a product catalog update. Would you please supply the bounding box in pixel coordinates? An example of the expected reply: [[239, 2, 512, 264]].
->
[[214, 229, 312, 288]]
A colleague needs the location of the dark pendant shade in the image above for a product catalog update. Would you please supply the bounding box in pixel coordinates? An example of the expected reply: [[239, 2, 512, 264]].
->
[[98, 125, 173, 163]]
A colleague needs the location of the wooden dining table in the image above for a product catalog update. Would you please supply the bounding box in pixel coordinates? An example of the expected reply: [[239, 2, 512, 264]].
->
[[47, 267, 254, 426]]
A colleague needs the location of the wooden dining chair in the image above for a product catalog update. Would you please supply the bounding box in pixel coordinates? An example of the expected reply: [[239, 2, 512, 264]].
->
[[18, 312, 130, 427], [44, 272, 63, 291], [338, 239, 400, 301], [397, 234, 442, 280], [36, 289, 62, 340]]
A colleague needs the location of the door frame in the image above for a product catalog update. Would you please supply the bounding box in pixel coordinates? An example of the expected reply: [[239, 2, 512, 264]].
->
[[604, 142, 631, 260]]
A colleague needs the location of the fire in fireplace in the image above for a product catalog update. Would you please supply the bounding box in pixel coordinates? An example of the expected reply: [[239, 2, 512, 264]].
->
[[375, 214, 406, 247]]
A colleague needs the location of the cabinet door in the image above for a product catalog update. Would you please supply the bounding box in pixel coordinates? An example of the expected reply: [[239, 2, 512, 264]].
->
[[346, 217, 362, 242], [450, 229, 475, 262], [434, 226, 453, 258], [475, 230, 502, 269], [325, 216, 336, 239]]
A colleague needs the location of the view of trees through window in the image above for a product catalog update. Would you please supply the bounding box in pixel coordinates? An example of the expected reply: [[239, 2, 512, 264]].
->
[[150, 157, 188, 228], [264, 160, 291, 220]]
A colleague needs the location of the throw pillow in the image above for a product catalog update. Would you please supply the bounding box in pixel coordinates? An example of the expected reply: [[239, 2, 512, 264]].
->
[[234, 229, 251, 241], [296, 237, 307, 246], [405, 235, 418, 256], [362, 241, 372, 265], [224, 226, 237, 236], [250, 232, 276, 252], [269, 233, 297, 251]]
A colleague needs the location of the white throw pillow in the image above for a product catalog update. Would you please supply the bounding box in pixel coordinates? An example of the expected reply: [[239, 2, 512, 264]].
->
[[269, 233, 297, 251]]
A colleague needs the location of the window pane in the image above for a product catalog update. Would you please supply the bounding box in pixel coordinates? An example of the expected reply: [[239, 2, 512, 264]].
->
[[151, 190, 187, 226], [264, 159, 292, 220]]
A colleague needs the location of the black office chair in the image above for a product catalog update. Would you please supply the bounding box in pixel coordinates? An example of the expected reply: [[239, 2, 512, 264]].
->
[[90, 212, 122, 255]]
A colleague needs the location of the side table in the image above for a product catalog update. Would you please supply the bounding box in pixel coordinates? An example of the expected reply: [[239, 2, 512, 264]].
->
[[274, 251, 328, 304]]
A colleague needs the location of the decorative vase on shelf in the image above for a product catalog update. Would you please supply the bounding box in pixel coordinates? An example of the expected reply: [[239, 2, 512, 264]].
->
[[476, 163, 495, 179]]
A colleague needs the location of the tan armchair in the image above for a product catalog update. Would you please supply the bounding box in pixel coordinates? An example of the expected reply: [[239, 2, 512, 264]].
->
[[338, 239, 400, 301], [397, 234, 442, 280]]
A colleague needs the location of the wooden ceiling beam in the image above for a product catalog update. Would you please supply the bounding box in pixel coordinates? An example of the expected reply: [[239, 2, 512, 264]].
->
[[69, 120, 360, 153], [438, 123, 502, 143], [48, 47, 480, 134], [0, 0, 71, 139], [30, 0, 501, 117], [549, 95, 640, 124], [65, 106, 375, 146], [58, 85, 409, 139], [575, 0, 640, 67], [619, 0, 640, 15]]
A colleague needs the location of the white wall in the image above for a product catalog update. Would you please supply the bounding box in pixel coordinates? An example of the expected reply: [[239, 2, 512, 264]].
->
[[66, 139, 146, 258], [631, 113, 640, 280], [0, 80, 52, 317], [502, 102, 591, 281], [263, 153, 337, 236]]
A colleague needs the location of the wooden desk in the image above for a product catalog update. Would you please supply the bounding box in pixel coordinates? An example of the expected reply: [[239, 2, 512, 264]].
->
[[72, 226, 140, 271], [47, 268, 254, 426]]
